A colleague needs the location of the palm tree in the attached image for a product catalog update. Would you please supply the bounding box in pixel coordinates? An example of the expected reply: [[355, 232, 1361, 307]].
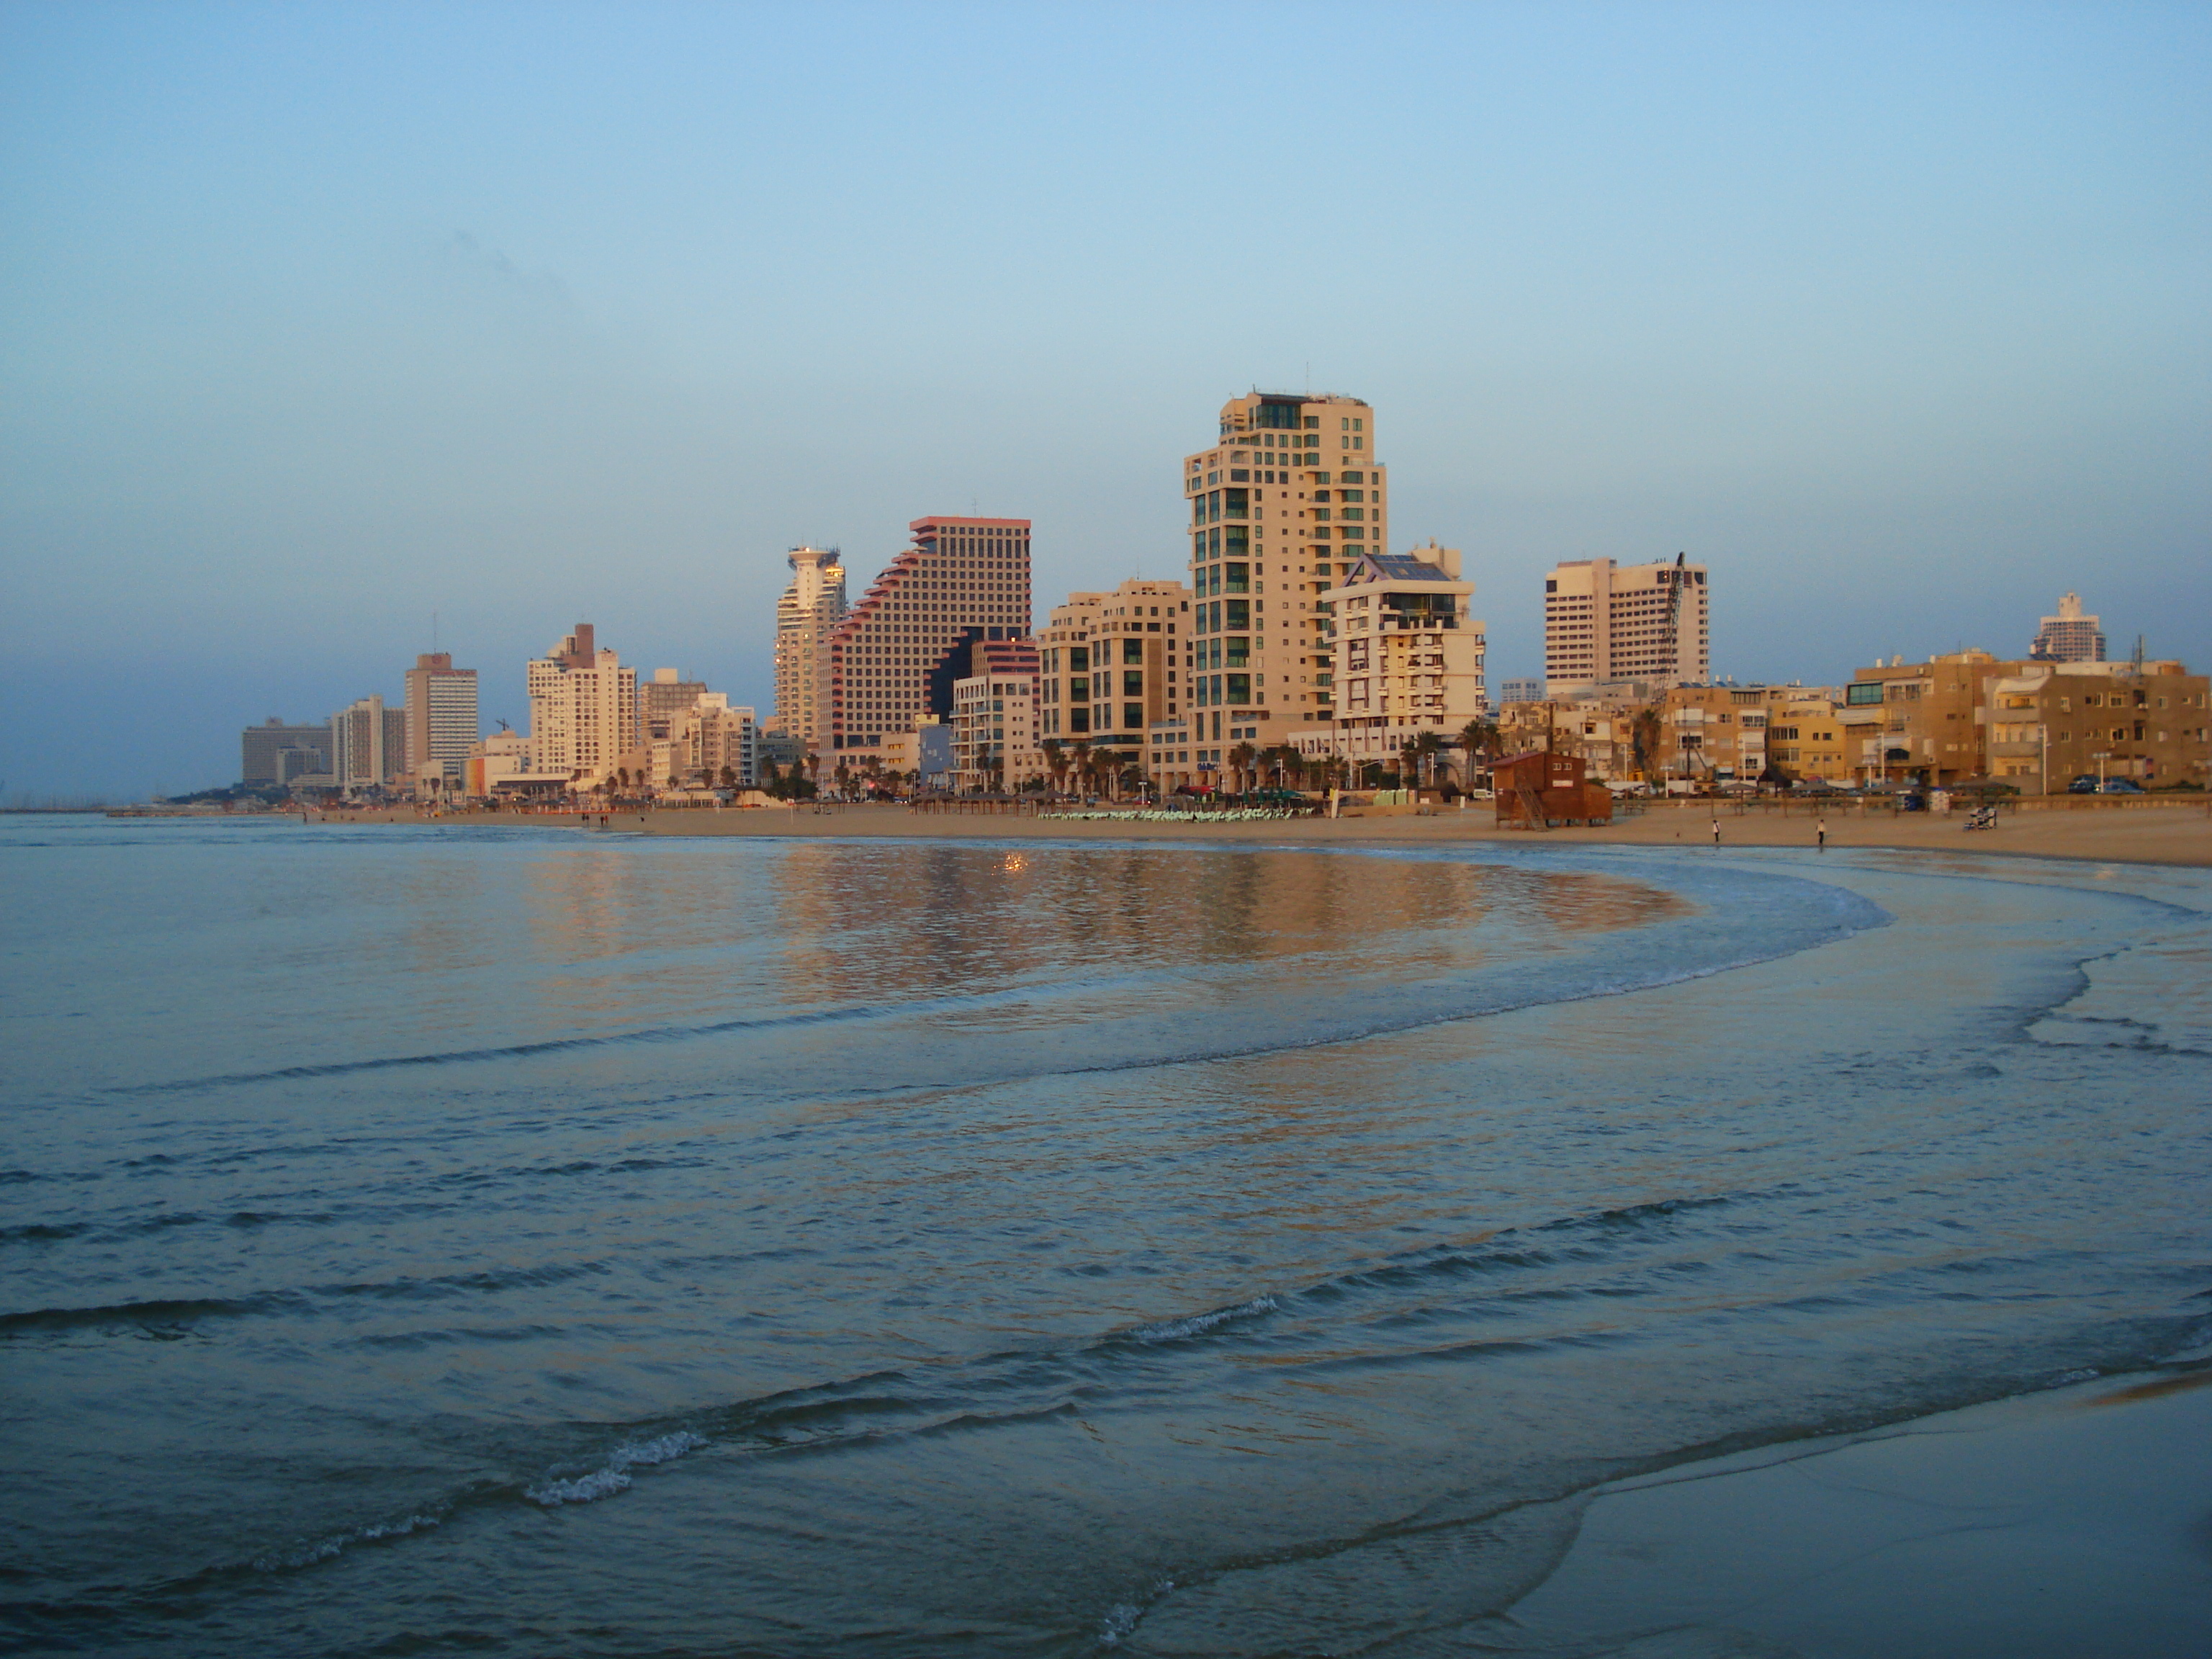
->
[[1629, 706, 1665, 785], [1069, 739, 1092, 797], [1457, 717, 1500, 791], [719, 765, 737, 788], [1040, 737, 1066, 795], [1413, 729, 1444, 791], [1228, 741, 1257, 796]]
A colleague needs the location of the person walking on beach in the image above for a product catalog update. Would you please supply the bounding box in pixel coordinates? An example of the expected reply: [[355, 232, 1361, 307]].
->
[[1712, 816, 1721, 848], [1817, 817, 1827, 853]]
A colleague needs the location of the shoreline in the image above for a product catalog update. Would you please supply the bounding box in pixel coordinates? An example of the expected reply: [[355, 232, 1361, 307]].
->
[[1504, 1363, 2212, 1656], [254, 798, 2209, 866]]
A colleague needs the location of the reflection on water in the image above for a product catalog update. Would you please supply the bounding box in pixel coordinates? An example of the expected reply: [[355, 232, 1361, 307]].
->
[[512, 841, 1690, 1033]]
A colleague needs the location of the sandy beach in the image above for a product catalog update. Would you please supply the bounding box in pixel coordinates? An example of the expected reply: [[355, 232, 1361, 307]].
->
[[319, 796, 2212, 866]]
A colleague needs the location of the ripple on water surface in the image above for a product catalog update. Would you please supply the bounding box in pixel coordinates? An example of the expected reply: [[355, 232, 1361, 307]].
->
[[1, 821, 2207, 1657]]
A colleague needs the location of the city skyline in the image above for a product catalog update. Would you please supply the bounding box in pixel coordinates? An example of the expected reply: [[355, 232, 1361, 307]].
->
[[4, 4, 2207, 797]]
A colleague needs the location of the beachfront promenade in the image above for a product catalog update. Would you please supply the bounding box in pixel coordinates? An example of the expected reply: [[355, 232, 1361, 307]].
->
[[318, 796, 2212, 866]]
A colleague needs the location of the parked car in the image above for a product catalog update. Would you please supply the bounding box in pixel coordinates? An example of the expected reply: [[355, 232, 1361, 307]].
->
[[2099, 778, 2146, 794], [2068, 775, 2101, 793]]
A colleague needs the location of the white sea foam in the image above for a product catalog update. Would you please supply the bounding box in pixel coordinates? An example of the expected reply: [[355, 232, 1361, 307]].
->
[[1130, 1296, 1277, 1345], [1098, 1578, 1173, 1645], [528, 1429, 708, 1506], [252, 1512, 441, 1572]]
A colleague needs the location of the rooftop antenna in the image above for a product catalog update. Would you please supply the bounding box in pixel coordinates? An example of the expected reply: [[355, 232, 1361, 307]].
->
[[432, 610, 440, 653]]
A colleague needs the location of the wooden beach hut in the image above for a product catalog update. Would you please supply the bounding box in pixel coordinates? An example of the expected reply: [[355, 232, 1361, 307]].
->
[[1493, 750, 1614, 830]]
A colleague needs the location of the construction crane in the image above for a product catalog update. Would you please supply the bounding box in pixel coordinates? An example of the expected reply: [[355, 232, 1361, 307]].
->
[[1660, 552, 1689, 669]]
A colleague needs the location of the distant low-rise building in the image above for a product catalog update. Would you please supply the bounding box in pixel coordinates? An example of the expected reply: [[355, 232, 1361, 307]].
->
[[462, 730, 550, 797], [240, 718, 332, 787], [1986, 664, 2208, 792], [757, 728, 807, 778], [1843, 650, 2207, 790]]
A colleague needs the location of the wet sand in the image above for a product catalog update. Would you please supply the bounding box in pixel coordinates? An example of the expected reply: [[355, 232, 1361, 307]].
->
[[1505, 1365, 2212, 1658], [336, 799, 2212, 866]]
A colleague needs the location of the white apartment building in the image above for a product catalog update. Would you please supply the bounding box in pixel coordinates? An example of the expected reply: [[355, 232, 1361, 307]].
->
[[1543, 557, 1709, 695], [678, 693, 758, 789], [951, 639, 1041, 792], [773, 546, 846, 754], [525, 622, 637, 786], [1287, 546, 1488, 775]]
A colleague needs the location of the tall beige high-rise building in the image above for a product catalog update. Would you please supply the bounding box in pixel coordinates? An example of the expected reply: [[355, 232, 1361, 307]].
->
[[1182, 392, 1380, 768], [1543, 557, 1709, 695], [403, 652, 479, 781], [825, 516, 1031, 758], [525, 623, 637, 786], [773, 547, 846, 754]]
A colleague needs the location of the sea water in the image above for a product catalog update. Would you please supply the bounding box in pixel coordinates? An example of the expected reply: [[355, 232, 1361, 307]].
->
[[1, 816, 2206, 1655]]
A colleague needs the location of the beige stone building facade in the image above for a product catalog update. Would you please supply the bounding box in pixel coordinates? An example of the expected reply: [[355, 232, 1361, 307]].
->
[[1035, 578, 1192, 787], [1842, 652, 2209, 791], [1544, 557, 1709, 695], [1322, 545, 1488, 775], [525, 623, 637, 787], [951, 639, 1042, 792], [826, 516, 1031, 764], [1182, 391, 1381, 773], [678, 693, 758, 789], [1986, 665, 2208, 792]]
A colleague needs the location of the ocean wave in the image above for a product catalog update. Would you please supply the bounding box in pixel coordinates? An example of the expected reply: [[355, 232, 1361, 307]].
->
[[0, 1260, 612, 1343], [1124, 1296, 1279, 1345], [251, 1511, 443, 1573], [527, 1430, 709, 1506]]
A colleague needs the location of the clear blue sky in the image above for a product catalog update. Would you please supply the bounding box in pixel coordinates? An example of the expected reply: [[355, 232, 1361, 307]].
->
[[3, 1, 2206, 796]]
